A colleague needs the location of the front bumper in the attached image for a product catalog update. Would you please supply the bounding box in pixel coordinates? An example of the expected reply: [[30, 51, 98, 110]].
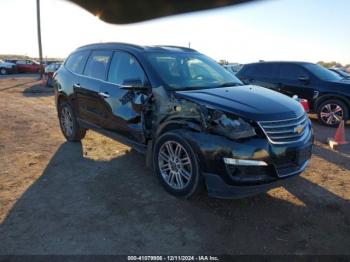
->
[[203, 160, 309, 199], [178, 125, 313, 199]]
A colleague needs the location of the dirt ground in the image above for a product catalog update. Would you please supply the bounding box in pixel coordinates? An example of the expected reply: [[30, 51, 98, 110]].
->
[[0, 76, 349, 255]]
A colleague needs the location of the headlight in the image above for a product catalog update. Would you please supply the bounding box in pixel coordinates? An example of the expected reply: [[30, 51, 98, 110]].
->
[[211, 112, 256, 140]]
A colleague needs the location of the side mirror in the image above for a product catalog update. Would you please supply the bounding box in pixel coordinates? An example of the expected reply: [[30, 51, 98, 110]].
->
[[298, 76, 310, 83], [120, 78, 149, 90]]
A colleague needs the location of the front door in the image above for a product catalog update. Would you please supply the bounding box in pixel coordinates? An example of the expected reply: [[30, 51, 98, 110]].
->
[[278, 64, 314, 101], [98, 51, 150, 144]]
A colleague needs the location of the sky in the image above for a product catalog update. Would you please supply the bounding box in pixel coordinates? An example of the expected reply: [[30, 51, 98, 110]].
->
[[1, 0, 350, 64]]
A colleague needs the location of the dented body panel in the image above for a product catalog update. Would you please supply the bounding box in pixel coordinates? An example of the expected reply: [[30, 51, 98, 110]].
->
[[54, 42, 313, 199]]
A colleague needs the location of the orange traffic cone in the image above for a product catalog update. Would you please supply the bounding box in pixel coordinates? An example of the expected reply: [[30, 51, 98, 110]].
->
[[334, 120, 347, 144], [328, 120, 348, 149]]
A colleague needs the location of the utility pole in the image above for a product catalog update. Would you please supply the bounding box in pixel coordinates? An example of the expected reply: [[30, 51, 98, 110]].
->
[[188, 42, 191, 48], [36, 0, 43, 79]]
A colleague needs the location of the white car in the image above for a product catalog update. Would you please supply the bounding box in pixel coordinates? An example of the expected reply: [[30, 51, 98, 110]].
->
[[44, 63, 62, 74], [0, 59, 16, 75]]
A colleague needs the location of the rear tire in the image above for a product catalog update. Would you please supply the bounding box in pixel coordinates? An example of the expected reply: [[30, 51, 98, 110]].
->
[[153, 131, 203, 198], [58, 102, 86, 141], [317, 99, 348, 127]]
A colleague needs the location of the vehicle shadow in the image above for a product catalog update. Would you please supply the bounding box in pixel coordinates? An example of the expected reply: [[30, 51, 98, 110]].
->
[[0, 142, 349, 255], [0, 80, 38, 92], [312, 143, 350, 171], [22, 84, 54, 97]]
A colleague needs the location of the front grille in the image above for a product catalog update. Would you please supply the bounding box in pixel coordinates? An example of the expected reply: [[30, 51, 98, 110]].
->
[[258, 114, 310, 144]]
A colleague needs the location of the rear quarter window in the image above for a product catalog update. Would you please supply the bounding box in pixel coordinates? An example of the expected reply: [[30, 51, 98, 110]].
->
[[65, 50, 90, 74]]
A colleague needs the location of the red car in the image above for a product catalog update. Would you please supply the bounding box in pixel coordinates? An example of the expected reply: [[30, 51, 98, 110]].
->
[[16, 59, 43, 73]]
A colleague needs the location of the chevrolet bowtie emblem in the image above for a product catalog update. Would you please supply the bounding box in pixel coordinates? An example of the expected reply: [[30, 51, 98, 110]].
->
[[294, 124, 304, 134]]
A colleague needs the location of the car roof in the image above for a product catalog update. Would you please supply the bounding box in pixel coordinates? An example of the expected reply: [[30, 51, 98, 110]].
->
[[75, 42, 198, 54], [244, 61, 315, 67]]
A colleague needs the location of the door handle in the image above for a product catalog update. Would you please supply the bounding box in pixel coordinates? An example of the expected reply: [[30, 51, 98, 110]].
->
[[73, 83, 81, 88], [98, 92, 110, 98]]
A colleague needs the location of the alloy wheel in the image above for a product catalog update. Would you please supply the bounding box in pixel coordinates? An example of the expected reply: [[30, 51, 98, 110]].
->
[[320, 103, 343, 125], [60, 107, 74, 137], [158, 141, 192, 190]]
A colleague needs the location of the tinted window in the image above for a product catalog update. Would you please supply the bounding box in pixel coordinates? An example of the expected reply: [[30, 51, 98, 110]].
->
[[253, 64, 279, 78], [304, 64, 342, 81], [108, 51, 145, 85], [237, 64, 254, 78], [84, 50, 112, 80], [65, 51, 89, 74], [279, 64, 308, 80]]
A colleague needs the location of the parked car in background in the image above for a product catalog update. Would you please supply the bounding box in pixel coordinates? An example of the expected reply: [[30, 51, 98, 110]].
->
[[236, 61, 350, 126], [45, 62, 62, 86], [0, 59, 16, 75], [15, 59, 43, 73], [4, 59, 19, 64], [223, 63, 242, 75], [329, 68, 350, 80], [53, 43, 312, 199], [43, 60, 63, 66]]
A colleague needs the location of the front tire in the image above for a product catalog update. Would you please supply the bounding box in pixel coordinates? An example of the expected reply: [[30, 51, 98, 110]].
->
[[58, 102, 86, 141], [317, 99, 348, 127], [153, 132, 202, 198], [0, 68, 7, 75]]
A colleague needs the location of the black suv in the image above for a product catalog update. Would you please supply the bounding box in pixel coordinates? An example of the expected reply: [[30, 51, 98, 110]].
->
[[54, 43, 313, 199], [236, 61, 350, 126]]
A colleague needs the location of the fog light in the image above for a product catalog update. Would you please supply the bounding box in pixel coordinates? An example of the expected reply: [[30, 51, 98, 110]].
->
[[223, 158, 268, 166]]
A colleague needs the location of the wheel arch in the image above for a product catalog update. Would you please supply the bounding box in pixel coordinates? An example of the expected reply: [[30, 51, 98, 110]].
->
[[315, 94, 350, 113], [155, 119, 201, 139], [56, 92, 70, 111]]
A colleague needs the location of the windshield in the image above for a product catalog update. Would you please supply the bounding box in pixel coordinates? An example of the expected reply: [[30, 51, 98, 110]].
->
[[0, 60, 4, 63], [331, 69, 350, 78], [304, 64, 343, 81], [147, 52, 242, 90]]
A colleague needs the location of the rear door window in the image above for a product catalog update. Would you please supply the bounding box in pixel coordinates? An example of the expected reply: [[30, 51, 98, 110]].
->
[[252, 64, 279, 79], [83, 50, 112, 80], [65, 50, 90, 74], [279, 64, 309, 80], [107, 51, 146, 86]]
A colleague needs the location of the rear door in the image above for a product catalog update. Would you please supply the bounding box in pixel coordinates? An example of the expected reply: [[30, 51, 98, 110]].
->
[[98, 51, 150, 143], [248, 63, 280, 90], [75, 50, 113, 126], [278, 64, 314, 100]]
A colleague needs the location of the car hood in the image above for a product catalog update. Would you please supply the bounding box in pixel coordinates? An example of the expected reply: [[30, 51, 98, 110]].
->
[[327, 79, 350, 85], [175, 85, 305, 122]]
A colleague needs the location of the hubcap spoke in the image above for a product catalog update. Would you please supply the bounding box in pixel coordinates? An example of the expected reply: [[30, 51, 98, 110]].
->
[[179, 169, 191, 181], [165, 142, 175, 156], [175, 172, 184, 188]]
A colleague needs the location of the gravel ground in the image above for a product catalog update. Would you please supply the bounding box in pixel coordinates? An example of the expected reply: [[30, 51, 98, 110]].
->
[[0, 77, 349, 255]]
